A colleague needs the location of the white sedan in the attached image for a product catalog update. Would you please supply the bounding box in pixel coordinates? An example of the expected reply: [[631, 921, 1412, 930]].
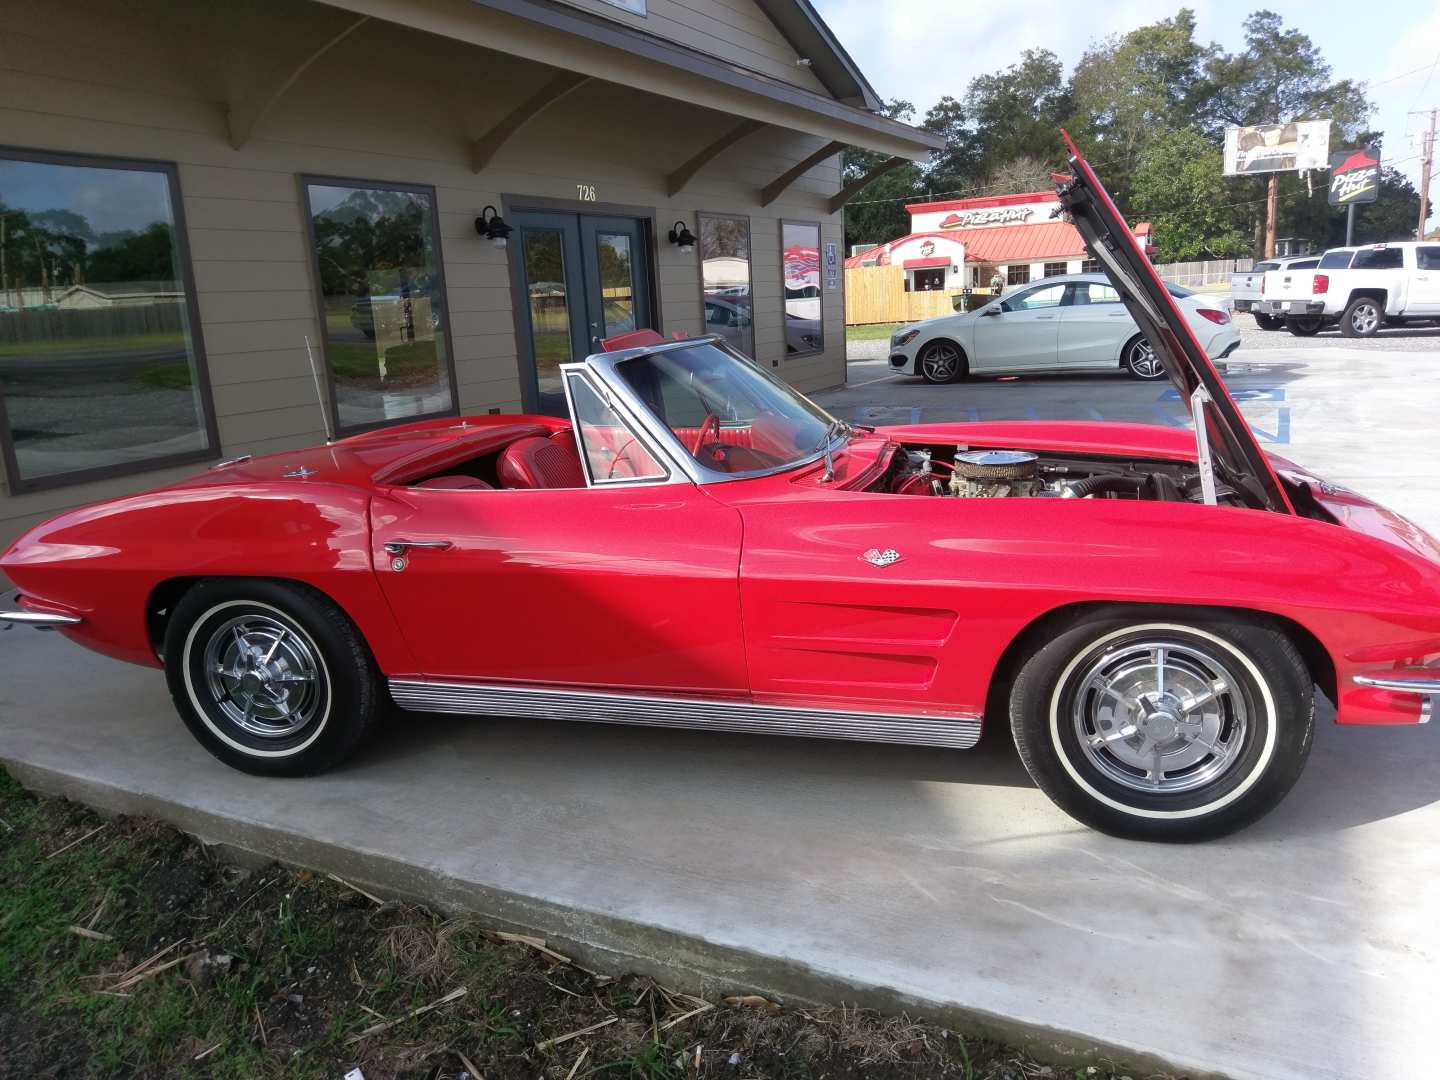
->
[[887, 273, 1240, 382]]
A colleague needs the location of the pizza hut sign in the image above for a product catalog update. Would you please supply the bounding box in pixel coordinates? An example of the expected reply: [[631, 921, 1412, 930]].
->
[[940, 206, 1035, 229], [918, 240, 936, 257]]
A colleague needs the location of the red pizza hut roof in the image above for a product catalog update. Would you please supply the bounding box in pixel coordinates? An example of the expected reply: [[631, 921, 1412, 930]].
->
[[844, 220, 1152, 269], [906, 190, 1059, 214]]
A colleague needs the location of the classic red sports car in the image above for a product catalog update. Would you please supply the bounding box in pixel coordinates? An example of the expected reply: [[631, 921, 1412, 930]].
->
[[4, 144, 1438, 841]]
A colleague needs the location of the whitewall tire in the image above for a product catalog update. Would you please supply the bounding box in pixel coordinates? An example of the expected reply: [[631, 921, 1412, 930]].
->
[[1009, 609, 1314, 841]]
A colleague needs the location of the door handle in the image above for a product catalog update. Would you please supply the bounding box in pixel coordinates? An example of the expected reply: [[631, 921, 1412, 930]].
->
[[384, 539, 453, 556], [1035, 314, 1056, 319]]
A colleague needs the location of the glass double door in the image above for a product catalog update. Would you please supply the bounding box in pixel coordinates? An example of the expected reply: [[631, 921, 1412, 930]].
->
[[515, 211, 653, 415]]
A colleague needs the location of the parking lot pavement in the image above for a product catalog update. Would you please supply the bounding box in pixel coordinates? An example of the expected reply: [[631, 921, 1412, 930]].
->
[[835, 323, 1440, 537]]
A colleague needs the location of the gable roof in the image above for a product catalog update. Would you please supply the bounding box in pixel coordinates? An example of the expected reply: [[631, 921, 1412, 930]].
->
[[751, 0, 880, 110]]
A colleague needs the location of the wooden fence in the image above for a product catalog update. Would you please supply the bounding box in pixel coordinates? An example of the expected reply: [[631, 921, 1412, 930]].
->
[[0, 302, 187, 346], [844, 265, 981, 325]]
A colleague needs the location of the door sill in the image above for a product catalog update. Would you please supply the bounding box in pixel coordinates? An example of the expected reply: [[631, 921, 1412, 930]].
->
[[388, 680, 981, 749]]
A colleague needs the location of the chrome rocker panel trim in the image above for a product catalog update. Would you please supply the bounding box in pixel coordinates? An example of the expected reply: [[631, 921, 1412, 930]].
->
[[1353, 673, 1438, 724], [388, 680, 983, 749]]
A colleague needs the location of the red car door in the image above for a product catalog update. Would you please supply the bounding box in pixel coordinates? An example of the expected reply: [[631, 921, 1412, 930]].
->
[[369, 485, 748, 695]]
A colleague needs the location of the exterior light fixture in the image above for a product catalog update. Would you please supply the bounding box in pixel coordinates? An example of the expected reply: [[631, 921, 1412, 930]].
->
[[668, 220, 697, 253], [476, 206, 513, 249]]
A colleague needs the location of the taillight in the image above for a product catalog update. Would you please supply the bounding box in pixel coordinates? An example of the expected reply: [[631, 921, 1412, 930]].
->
[[1313, 274, 1329, 294], [1196, 308, 1230, 325], [1260, 276, 1266, 295]]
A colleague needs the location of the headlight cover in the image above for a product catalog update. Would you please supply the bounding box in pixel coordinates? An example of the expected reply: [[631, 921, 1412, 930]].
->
[[892, 329, 921, 347]]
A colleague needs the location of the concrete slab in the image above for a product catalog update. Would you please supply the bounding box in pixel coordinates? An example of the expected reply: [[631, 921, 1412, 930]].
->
[[2, 625, 1436, 1080]]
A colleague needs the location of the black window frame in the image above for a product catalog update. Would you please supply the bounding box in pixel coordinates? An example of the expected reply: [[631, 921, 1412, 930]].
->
[[1006, 263, 1031, 286], [0, 145, 219, 494], [1081, 257, 1101, 273], [779, 218, 824, 359], [696, 210, 755, 358], [1418, 246, 1440, 271], [1043, 261, 1068, 278], [299, 174, 460, 437], [1351, 246, 1404, 271]]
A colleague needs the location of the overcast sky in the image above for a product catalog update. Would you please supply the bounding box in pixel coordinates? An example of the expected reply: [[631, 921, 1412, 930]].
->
[[812, 0, 1439, 196]]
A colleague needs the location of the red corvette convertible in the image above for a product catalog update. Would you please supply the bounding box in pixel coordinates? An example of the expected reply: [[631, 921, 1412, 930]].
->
[[5, 146, 1438, 841]]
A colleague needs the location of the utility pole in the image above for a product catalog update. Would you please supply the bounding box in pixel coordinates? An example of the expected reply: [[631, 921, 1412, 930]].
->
[[1264, 174, 1278, 258], [1418, 108, 1437, 240]]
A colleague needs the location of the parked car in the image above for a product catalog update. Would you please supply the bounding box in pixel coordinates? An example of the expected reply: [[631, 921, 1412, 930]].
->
[[5, 144, 1439, 843], [888, 273, 1239, 383], [1230, 255, 1320, 329], [1256, 242, 1440, 337]]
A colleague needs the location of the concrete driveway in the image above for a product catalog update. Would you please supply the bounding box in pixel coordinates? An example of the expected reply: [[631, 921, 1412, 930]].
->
[[3, 324, 1438, 1080]]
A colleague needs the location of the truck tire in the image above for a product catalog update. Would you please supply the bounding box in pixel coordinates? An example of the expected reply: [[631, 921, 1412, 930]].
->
[[1340, 297, 1383, 338], [1254, 313, 1283, 331], [1286, 317, 1323, 337]]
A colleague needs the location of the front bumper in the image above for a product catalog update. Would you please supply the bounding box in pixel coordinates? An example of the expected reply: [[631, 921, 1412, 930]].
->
[[1257, 299, 1326, 317], [889, 350, 917, 374], [1353, 673, 1438, 723]]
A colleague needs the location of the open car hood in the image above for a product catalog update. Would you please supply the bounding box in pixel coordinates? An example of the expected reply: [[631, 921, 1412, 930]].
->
[[1053, 133, 1293, 514]]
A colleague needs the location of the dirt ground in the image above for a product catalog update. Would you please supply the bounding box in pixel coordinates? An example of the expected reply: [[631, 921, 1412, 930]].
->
[[0, 769, 1184, 1079]]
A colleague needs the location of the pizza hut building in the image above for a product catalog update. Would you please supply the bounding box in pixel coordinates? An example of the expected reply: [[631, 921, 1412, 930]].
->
[[846, 191, 1151, 294]]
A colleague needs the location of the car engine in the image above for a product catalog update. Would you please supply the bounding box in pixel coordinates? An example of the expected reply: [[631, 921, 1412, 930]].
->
[[881, 443, 1228, 504]]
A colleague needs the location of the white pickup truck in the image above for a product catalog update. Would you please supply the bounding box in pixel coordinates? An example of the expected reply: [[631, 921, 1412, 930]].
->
[[1230, 254, 1319, 330], [1256, 241, 1440, 337]]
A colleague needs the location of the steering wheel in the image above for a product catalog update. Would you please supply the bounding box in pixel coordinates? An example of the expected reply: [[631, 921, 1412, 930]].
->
[[689, 413, 719, 456], [606, 437, 639, 480]]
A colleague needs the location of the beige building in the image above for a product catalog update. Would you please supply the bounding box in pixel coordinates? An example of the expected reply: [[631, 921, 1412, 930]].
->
[[0, 0, 939, 562]]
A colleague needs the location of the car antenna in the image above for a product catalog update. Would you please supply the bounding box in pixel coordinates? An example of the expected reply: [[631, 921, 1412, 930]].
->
[[304, 335, 334, 444]]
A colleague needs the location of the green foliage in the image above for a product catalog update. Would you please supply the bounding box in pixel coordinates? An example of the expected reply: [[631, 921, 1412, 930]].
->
[[843, 8, 1385, 260], [1130, 129, 1249, 261]]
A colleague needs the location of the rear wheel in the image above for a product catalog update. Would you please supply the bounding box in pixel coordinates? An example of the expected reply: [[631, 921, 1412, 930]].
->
[[1286, 317, 1323, 337], [1009, 609, 1314, 841], [163, 579, 384, 776], [1254, 312, 1283, 331], [917, 339, 966, 384], [1340, 297, 1383, 338], [1122, 335, 1164, 379]]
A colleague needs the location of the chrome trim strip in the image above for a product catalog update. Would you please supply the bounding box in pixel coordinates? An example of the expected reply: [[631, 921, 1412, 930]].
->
[[1, 609, 82, 628], [388, 680, 982, 749], [1353, 674, 1440, 693]]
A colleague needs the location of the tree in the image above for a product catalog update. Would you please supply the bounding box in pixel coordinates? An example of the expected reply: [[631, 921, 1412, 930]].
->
[[842, 99, 923, 249], [1067, 10, 1216, 205], [1130, 128, 1248, 261], [961, 50, 1071, 176]]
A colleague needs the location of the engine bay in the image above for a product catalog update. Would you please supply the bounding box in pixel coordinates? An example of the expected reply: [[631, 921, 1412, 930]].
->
[[876, 443, 1242, 506]]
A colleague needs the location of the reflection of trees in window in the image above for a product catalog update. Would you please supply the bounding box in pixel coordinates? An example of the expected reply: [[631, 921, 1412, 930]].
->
[[0, 202, 176, 296], [311, 189, 431, 299]]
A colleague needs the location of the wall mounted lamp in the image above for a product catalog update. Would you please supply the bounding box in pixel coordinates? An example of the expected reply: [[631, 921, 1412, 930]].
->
[[668, 220, 697, 254], [476, 206, 513, 249]]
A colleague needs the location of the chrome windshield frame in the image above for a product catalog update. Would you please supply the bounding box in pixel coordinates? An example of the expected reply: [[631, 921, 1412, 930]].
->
[[580, 335, 844, 487]]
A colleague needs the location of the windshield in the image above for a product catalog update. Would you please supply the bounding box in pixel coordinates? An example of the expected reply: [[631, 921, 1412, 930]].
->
[[614, 340, 836, 475]]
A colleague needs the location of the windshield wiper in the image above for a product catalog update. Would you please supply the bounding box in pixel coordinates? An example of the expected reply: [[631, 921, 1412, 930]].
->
[[816, 418, 849, 483]]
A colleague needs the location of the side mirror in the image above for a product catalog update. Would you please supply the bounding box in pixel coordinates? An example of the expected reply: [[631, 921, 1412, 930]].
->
[[981, 306, 1001, 316]]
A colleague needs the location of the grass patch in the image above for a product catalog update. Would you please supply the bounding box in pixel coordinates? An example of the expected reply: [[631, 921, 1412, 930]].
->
[[0, 769, 1185, 1078], [0, 331, 186, 359], [134, 361, 194, 390], [845, 323, 904, 343], [328, 339, 443, 389]]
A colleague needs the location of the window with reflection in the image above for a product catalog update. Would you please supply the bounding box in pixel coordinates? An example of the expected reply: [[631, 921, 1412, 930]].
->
[[780, 221, 823, 355], [303, 179, 454, 433], [699, 213, 753, 356], [565, 372, 665, 483], [0, 150, 215, 490]]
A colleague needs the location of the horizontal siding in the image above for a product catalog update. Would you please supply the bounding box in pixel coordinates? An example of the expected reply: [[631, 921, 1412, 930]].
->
[[0, 0, 848, 560]]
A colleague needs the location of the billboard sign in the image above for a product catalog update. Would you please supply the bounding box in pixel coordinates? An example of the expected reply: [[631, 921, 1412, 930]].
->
[[1223, 120, 1331, 175], [1328, 147, 1380, 205]]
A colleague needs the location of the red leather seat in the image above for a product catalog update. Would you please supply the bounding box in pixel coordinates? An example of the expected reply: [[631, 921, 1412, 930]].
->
[[415, 475, 492, 490], [497, 435, 585, 489]]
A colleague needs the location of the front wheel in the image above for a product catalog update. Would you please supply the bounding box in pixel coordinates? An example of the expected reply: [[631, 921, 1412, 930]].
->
[[917, 340, 966, 384], [1286, 317, 1323, 337], [1009, 610, 1314, 841], [163, 579, 384, 777], [1340, 297, 1383, 338], [1254, 312, 1283, 331], [1122, 336, 1164, 380]]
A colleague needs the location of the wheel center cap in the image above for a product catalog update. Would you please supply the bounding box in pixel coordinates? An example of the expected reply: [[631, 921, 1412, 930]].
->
[[241, 671, 265, 694]]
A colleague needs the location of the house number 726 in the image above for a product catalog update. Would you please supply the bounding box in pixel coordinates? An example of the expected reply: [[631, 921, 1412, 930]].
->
[[576, 183, 597, 202]]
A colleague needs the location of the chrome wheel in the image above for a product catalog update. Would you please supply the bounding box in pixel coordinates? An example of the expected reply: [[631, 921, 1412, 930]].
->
[[1070, 640, 1249, 795], [202, 613, 323, 739], [1349, 302, 1380, 335], [919, 342, 962, 382], [1126, 338, 1162, 379]]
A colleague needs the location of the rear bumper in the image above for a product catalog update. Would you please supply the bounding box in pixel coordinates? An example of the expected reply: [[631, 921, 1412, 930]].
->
[[1231, 298, 1253, 312], [1, 590, 83, 630], [1258, 299, 1326, 317]]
